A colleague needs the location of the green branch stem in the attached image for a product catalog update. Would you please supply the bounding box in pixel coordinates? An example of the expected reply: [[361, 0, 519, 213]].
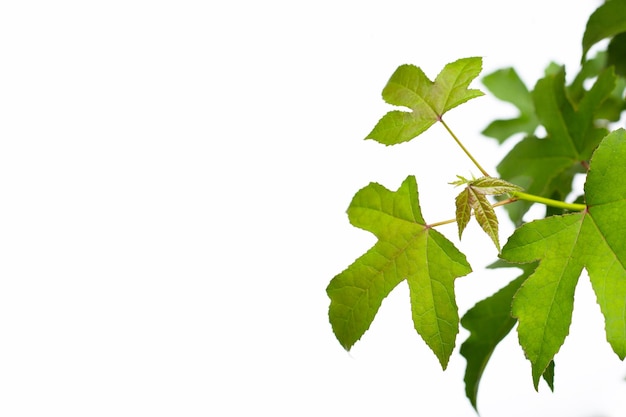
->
[[428, 193, 585, 229], [439, 117, 490, 177], [511, 191, 586, 211]]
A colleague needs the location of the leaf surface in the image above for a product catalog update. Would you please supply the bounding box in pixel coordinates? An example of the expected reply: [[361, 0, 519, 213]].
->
[[461, 261, 554, 409], [453, 177, 521, 249], [500, 129, 626, 388], [327, 176, 472, 368], [366, 57, 484, 145], [460, 264, 530, 409], [608, 32, 626, 77], [497, 67, 615, 224], [582, 0, 626, 61], [481, 68, 538, 142]]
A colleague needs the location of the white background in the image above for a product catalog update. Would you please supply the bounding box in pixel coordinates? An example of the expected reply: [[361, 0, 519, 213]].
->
[[1, 1, 625, 416]]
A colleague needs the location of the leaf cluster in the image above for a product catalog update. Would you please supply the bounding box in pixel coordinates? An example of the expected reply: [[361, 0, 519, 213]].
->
[[327, 0, 626, 412]]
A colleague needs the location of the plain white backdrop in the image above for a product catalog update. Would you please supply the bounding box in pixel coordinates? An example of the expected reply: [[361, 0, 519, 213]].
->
[[1, 1, 624, 416]]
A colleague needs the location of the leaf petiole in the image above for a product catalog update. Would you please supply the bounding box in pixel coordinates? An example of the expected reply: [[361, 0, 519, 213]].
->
[[439, 118, 490, 177], [511, 191, 586, 211], [428, 194, 584, 229]]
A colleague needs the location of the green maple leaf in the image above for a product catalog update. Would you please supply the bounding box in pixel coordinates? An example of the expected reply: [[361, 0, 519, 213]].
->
[[497, 66, 615, 224], [366, 57, 484, 145], [327, 176, 472, 368], [568, 51, 626, 122], [582, 0, 626, 62], [481, 68, 539, 143], [453, 177, 521, 250], [500, 129, 626, 388], [460, 260, 551, 410]]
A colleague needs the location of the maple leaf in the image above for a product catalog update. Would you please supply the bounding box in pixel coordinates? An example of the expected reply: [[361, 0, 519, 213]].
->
[[497, 66, 615, 224], [327, 176, 472, 368], [481, 68, 539, 143], [500, 129, 626, 388], [366, 57, 484, 145], [453, 176, 521, 251], [459, 260, 555, 410]]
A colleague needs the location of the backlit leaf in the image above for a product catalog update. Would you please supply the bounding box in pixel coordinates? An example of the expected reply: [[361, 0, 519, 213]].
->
[[455, 188, 471, 239], [453, 177, 519, 248], [327, 176, 472, 368], [366, 57, 484, 145], [500, 129, 626, 388], [470, 190, 500, 251], [470, 177, 522, 195]]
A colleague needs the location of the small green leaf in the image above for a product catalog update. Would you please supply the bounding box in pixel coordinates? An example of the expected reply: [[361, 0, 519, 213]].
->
[[582, 0, 626, 61], [327, 176, 472, 368], [470, 177, 522, 195], [455, 188, 472, 239], [454, 177, 517, 248], [469, 190, 500, 251], [481, 68, 538, 142], [501, 129, 626, 388], [450, 174, 471, 187], [366, 57, 484, 145]]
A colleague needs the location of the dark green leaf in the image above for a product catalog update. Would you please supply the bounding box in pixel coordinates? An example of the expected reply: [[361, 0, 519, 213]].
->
[[582, 0, 626, 61], [461, 263, 535, 409]]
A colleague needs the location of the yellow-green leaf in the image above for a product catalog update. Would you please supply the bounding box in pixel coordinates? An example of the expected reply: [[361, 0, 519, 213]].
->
[[455, 188, 472, 239], [327, 176, 472, 368], [469, 189, 500, 251], [366, 57, 484, 145], [470, 177, 522, 196]]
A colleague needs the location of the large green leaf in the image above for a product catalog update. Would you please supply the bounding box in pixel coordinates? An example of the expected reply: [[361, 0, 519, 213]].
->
[[366, 57, 484, 145], [327, 176, 472, 368], [500, 129, 626, 388], [582, 0, 626, 61], [497, 66, 615, 224]]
